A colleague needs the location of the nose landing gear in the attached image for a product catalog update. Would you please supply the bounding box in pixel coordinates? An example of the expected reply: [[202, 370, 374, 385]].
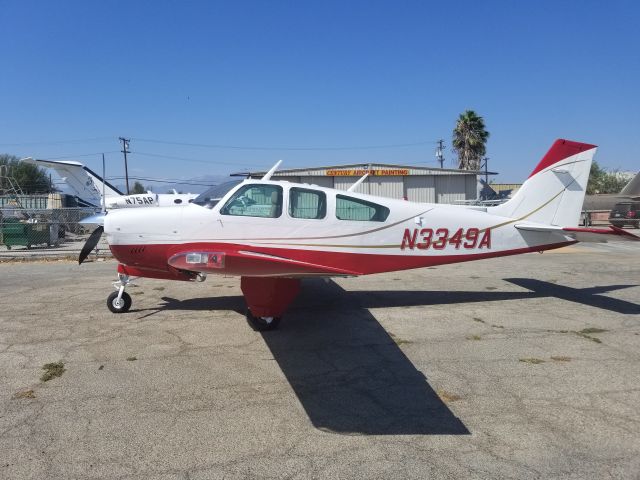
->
[[107, 273, 134, 313]]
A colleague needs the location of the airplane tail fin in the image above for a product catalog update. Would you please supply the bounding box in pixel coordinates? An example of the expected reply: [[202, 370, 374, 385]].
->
[[21, 158, 122, 208], [488, 139, 597, 227], [619, 170, 640, 197]]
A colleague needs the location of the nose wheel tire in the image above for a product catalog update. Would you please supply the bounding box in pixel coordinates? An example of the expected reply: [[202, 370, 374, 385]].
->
[[107, 291, 132, 313], [245, 309, 281, 331]]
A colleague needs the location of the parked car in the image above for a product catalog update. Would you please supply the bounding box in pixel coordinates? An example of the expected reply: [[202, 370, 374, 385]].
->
[[609, 201, 640, 228]]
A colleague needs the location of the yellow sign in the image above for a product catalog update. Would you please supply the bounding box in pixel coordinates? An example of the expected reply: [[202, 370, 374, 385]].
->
[[325, 169, 409, 176]]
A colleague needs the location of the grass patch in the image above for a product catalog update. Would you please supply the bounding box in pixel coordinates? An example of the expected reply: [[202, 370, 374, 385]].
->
[[485, 286, 497, 290], [579, 327, 608, 335], [546, 327, 606, 344], [472, 317, 485, 323], [126, 356, 137, 361], [390, 333, 412, 346], [41, 361, 65, 382], [98, 365, 104, 370], [14, 389, 35, 399], [519, 357, 545, 365], [152, 286, 165, 291], [437, 389, 461, 403], [466, 334, 482, 341], [551, 356, 571, 362], [576, 332, 602, 343], [491, 324, 505, 329], [130, 291, 144, 296]]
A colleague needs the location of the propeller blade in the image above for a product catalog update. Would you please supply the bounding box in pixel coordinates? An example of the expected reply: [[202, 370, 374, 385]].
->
[[79, 226, 104, 265]]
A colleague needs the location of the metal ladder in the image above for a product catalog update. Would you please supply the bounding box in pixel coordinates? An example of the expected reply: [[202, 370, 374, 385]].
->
[[0, 165, 30, 215]]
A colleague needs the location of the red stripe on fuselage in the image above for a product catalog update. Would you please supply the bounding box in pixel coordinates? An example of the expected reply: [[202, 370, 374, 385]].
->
[[110, 240, 576, 278]]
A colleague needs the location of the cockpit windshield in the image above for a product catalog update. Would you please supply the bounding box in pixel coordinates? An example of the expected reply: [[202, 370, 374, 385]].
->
[[192, 180, 243, 209]]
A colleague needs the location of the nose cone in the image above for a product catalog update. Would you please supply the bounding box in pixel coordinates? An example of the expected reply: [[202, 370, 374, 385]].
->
[[79, 212, 106, 226]]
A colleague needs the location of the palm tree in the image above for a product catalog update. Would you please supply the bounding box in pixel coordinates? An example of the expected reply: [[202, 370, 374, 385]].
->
[[452, 110, 490, 170]]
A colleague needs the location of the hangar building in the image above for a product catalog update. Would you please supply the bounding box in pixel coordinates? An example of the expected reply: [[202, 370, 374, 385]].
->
[[248, 163, 486, 204]]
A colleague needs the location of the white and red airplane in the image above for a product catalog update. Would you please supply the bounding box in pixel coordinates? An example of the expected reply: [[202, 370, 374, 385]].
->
[[80, 139, 639, 330]]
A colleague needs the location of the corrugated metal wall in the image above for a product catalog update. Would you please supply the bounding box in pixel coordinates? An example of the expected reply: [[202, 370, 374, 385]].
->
[[405, 176, 436, 203], [435, 175, 467, 204], [367, 176, 404, 199], [465, 176, 478, 199], [304, 176, 333, 188], [334, 177, 355, 191], [267, 170, 478, 204]]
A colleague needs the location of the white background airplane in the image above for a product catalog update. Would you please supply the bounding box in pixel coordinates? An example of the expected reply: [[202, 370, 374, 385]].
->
[[79, 139, 639, 330], [21, 158, 198, 209]]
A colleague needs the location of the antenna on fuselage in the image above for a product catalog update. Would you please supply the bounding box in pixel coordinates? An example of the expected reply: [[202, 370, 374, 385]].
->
[[347, 173, 369, 192], [262, 160, 282, 181]]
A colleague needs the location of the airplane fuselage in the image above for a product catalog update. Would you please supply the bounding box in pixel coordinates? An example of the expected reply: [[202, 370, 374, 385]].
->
[[105, 180, 575, 279]]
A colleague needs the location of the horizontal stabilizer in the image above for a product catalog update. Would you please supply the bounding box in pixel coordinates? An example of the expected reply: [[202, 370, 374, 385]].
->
[[516, 223, 640, 242]]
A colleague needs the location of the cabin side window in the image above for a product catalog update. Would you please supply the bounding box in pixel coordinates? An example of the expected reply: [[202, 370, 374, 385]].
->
[[335, 194, 390, 222], [289, 187, 326, 219], [220, 184, 283, 218]]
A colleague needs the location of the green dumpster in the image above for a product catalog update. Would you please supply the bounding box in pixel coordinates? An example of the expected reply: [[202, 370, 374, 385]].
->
[[0, 219, 56, 249]]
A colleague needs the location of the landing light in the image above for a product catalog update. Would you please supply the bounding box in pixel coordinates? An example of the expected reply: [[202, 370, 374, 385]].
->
[[168, 251, 226, 272]]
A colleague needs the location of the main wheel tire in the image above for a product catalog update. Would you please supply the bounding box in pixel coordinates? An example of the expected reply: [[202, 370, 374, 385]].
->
[[245, 308, 281, 331], [107, 291, 132, 313]]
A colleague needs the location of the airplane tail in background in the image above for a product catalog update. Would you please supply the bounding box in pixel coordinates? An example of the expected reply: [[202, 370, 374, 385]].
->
[[619, 170, 640, 197], [488, 139, 597, 227], [21, 158, 123, 208]]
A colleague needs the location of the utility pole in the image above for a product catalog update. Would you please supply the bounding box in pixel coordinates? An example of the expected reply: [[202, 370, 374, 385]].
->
[[119, 137, 131, 194], [435, 139, 445, 168], [481, 157, 490, 184]]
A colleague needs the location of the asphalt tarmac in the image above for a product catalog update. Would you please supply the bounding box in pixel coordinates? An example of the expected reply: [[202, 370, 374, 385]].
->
[[1, 241, 639, 479]]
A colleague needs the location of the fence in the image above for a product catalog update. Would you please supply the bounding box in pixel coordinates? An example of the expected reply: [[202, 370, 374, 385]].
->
[[0, 207, 107, 257]]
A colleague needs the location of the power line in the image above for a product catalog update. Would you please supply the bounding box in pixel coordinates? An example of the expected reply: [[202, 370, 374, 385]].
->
[[108, 176, 218, 187], [132, 137, 438, 151], [133, 151, 268, 168], [39, 151, 120, 160], [0, 137, 114, 147]]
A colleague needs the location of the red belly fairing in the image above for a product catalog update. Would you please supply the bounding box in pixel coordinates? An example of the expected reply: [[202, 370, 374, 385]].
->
[[109, 240, 575, 279]]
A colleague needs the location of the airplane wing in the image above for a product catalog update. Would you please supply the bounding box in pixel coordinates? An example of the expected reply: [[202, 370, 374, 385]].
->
[[515, 223, 640, 242]]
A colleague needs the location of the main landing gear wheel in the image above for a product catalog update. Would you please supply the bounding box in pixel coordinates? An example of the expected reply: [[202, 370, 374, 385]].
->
[[245, 309, 281, 331], [107, 291, 132, 313]]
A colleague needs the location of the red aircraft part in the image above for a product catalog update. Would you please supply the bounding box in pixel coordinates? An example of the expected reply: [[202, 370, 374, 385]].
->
[[240, 276, 301, 318], [111, 240, 576, 278], [117, 263, 193, 281]]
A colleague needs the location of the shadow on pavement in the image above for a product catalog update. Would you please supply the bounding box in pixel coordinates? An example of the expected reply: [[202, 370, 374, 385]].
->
[[261, 279, 469, 435], [141, 277, 638, 433], [504, 278, 640, 315]]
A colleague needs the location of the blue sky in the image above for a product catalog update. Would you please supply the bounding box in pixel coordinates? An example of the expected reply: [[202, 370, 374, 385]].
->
[[1, 0, 638, 189]]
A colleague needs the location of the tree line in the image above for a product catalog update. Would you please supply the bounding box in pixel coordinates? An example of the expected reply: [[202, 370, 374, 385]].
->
[[0, 154, 53, 194]]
